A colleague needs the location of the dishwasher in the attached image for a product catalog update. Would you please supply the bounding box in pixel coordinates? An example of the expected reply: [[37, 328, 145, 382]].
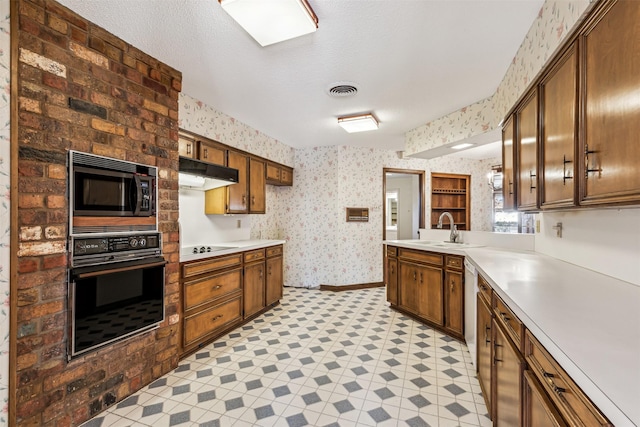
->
[[464, 258, 478, 368]]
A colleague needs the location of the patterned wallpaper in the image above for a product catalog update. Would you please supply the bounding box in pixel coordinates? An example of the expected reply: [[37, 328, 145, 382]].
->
[[0, 0, 9, 421], [405, 0, 591, 156], [179, 96, 496, 288]]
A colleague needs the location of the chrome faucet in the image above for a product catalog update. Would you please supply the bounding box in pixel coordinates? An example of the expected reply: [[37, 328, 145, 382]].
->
[[437, 211, 459, 243]]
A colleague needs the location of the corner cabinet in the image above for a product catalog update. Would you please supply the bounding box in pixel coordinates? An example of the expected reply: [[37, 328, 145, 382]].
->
[[385, 246, 464, 341], [180, 245, 284, 356]]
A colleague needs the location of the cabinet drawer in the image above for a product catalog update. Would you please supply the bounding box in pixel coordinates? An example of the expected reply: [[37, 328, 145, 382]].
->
[[387, 246, 397, 257], [525, 331, 611, 427], [445, 255, 463, 270], [478, 274, 492, 304], [181, 254, 242, 279], [184, 267, 242, 310], [266, 245, 283, 258], [493, 294, 524, 351], [184, 296, 242, 346], [244, 249, 265, 263], [398, 248, 442, 265]]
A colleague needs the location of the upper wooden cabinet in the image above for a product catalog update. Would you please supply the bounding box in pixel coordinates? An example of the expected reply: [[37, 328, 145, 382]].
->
[[540, 42, 578, 209], [227, 151, 249, 213], [504, 0, 640, 211], [249, 158, 266, 214], [266, 162, 294, 186], [178, 134, 196, 158], [580, 0, 640, 206], [516, 89, 539, 211], [199, 140, 226, 167], [502, 115, 516, 211]]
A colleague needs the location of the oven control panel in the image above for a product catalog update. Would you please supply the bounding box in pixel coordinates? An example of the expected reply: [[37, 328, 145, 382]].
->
[[72, 233, 160, 256]]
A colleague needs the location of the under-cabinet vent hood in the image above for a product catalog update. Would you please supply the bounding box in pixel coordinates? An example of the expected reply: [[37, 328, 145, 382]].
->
[[179, 156, 239, 191]]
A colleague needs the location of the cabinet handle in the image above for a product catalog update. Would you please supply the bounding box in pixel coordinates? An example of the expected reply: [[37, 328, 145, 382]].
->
[[212, 314, 223, 322], [252, 195, 255, 205], [484, 325, 491, 344], [420, 272, 423, 283], [413, 271, 417, 281], [508, 180, 513, 196], [450, 280, 455, 292], [493, 342, 502, 365], [260, 268, 263, 279], [212, 285, 222, 291], [501, 312, 510, 322], [585, 144, 602, 178], [242, 195, 246, 205], [553, 385, 567, 394], [187, 143, 192, 155], [562, 155, 573, 185], [529, 170, 536, 192], [390, 266, 394, 275], [203, 148, 208, 159]]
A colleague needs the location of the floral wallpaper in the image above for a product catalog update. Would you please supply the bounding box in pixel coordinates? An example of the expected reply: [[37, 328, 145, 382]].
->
[[179, 96, 496, 289], [405, 0, 591, 156], [0, 0, 9, 421]]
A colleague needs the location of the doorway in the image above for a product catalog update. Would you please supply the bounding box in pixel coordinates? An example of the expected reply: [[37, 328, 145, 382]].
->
[[383, 168, 425, 240]]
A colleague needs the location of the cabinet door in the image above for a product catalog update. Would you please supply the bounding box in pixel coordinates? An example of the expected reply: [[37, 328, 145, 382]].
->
[[199, 141, 226, 166], [517, 90, 539, 210], [476, 293, 493, 417], [523, 370, 567, 427], [444, 270, 464, 336], [280, 167, 293, 186], [228, 151, 249, 213], [265, 255, 283, 306], [398, 260, 420, 313], [416, 263, 443, 326], [502, 115, 516, 210], [244, 262, 265, 317], [386, 258, 398, 305], [266, 163, 280, 184], [249, 158, 266, 214], [581, 0, 640, 205], [179, 135, 196, 158], [540, 43, 578, 209], [494, 320, 525, 427]]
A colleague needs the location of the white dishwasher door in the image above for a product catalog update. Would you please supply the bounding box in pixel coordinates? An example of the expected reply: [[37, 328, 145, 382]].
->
[[464, 258, 478, 368]]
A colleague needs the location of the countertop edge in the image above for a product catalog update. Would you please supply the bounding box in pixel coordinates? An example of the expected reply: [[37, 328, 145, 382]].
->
[[180, 239, 286, 263]]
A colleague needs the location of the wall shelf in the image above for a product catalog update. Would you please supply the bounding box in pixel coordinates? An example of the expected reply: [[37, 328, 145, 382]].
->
[[431, 173, 471, 230]]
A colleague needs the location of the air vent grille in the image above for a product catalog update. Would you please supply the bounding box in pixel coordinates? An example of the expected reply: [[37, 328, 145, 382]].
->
[[327, 83, 358, 97]]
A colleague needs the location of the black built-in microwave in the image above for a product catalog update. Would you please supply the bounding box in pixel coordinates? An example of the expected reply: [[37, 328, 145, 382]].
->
[[70, 151, 157, 217]]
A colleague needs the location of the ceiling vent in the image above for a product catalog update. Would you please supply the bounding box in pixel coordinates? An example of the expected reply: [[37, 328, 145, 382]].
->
[[327, 82, 358, 98]]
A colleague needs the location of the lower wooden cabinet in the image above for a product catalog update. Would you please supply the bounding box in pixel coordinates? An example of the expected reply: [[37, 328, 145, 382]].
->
[[386, 246, 463, 340], [523, 370, 567, 427], [180, 245, 284, 355], [476, 292, 493, 417], [493, 318, 525, 427]]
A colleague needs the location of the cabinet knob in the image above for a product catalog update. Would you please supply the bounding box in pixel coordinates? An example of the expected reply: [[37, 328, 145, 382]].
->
[[450, 281, 455, 292], [213, 285, 222, 291], [212, 314, 223, 322], [204, 148, 208, 158]]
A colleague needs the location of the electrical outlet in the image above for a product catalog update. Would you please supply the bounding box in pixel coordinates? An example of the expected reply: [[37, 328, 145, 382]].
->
[[535, 219, 540, 233], [237, 219, 241, 228]]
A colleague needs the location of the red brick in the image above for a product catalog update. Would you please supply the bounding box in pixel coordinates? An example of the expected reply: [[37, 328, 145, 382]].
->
[[43, 253, 66, 270], [19, 194, 45, 208], [42, 72, 68, 92], [18, 258, 40, 274]]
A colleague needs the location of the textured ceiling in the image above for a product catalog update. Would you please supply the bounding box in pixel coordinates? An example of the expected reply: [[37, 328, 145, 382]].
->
[[56, 0, 544, 153]]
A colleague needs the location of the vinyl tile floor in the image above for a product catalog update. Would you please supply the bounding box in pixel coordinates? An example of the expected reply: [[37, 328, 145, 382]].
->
[[82, 287, 491, 427]]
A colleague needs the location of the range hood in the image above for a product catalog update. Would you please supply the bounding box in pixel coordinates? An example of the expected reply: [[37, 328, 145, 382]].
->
[[178, 156, 239, 191]]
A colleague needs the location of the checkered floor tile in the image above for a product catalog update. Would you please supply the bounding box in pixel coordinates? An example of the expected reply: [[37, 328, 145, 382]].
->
[[82, 287, 490, 427]]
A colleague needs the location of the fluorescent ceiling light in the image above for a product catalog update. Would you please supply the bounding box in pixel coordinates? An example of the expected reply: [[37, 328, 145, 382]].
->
[[219, 0, 318, 47], [338, 114, 379, 133], [451, 143, 475, 150]]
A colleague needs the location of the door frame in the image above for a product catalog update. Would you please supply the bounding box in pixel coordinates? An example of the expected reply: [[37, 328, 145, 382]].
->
[[382, 168, 425, 241]]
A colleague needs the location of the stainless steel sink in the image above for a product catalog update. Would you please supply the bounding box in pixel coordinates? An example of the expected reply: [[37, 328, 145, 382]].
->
[[410, 241, 484, 248]]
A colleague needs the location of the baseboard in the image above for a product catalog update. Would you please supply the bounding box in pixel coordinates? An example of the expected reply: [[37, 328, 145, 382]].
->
[[319, 282, 385, 292]]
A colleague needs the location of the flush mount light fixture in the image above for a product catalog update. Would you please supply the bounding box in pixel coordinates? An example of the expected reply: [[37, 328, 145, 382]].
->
[[219, 0, 318, 47], [451, 143, 475, 150], [337, 113, 379, 133]]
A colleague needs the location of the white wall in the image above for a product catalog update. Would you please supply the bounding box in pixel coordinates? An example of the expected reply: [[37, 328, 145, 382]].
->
[[387, 175, 419, 240], [535, 209, 640, 286]]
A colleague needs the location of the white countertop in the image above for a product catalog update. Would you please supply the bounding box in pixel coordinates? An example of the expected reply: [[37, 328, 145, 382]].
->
[[385, 240, 640, 427], [180, 239, 286, 263]]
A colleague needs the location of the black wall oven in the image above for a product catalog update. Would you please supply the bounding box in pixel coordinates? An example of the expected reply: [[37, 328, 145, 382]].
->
[[69, 233, 166, 358]]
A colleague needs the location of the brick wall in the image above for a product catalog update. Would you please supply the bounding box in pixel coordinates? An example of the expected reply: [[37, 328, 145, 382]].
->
[[15, 0, 182, 424]]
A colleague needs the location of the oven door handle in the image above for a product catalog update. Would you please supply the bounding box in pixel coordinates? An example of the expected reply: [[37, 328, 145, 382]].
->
[[72, 257, 167, 279], [132, 174, 142, 216]]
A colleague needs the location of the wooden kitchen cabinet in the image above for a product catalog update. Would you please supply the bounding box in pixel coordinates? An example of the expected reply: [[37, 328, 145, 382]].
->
[[476, 291, 493, 419], [181, 253, 243, 353], [540, 42, 578, 209], [493, 318, 525, 427], [443, 255, 464, 338], [516, 89, 539, 211], [227, 151, 249, 213], [243, 249, 266, 318], [249, 157, 266, 214], [179, 133, 196, 158], [198, 139, 227, 166], [265, 245, 283, 306], [398, 260, 443, 325], [502, 115, 516, 211], [580, 0, 640, 206], [385, 246, 398, 305], [523, 370, 567, 427], [266, 162, 294, 186]]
